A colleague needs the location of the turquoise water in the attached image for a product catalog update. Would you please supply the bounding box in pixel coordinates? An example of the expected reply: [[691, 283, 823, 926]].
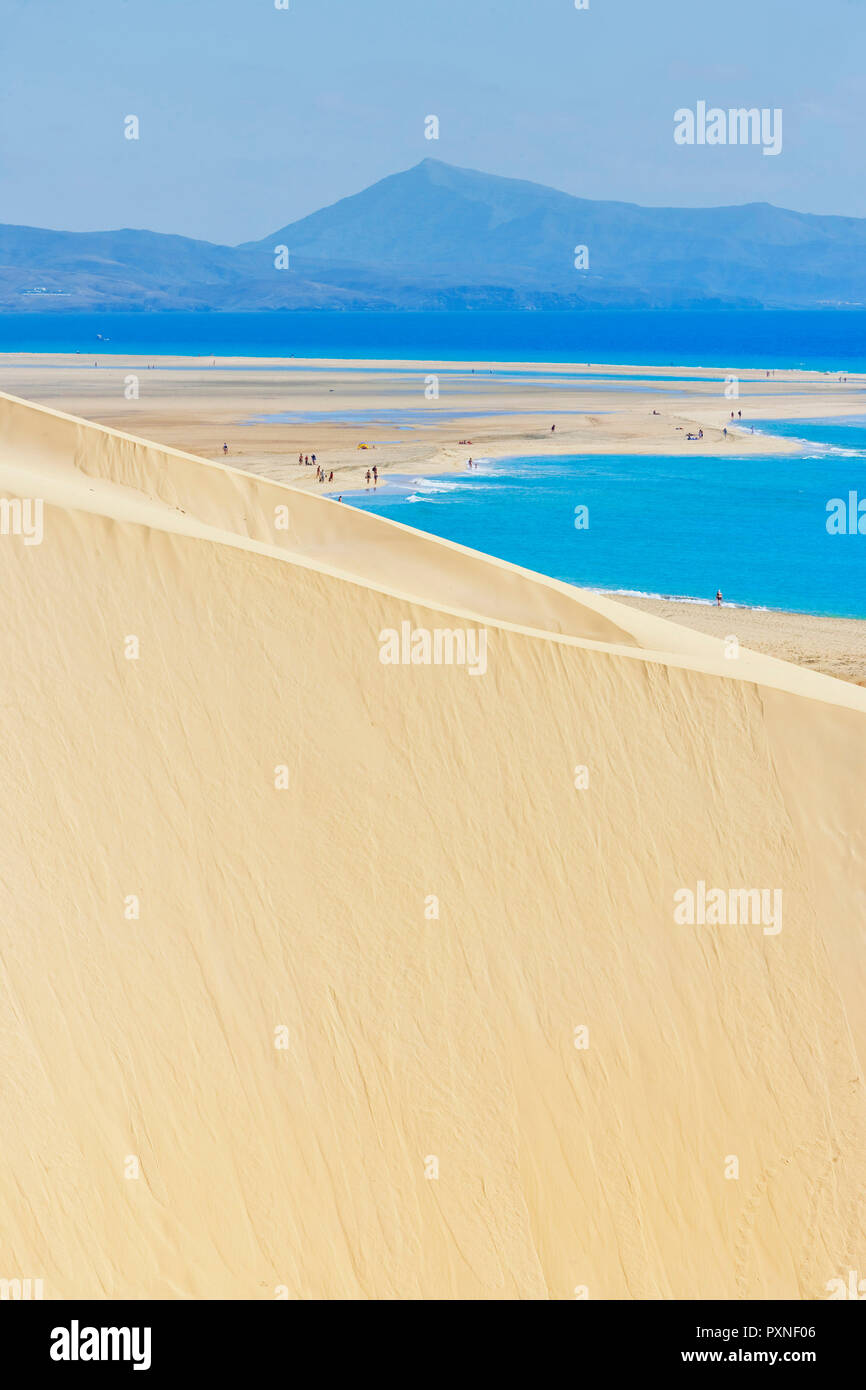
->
[[749, 417, 866, 453], [343, 419, 866, 618], [3, 309, 866, 371]]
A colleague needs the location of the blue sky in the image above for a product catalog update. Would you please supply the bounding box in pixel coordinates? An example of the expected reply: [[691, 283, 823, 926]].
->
[[1, 0, 862, 242]]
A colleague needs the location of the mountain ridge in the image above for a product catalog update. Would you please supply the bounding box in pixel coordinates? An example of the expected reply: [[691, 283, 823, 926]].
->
[[2, 158, 865, 311]]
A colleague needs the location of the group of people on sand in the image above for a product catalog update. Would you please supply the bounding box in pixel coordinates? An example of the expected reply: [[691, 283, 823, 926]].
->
[[296, 450, 333, 484], [365, 466, 379, 487]]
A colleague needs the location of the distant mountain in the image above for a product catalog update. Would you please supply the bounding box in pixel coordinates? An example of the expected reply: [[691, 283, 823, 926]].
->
[[3, 159, 866, 311]]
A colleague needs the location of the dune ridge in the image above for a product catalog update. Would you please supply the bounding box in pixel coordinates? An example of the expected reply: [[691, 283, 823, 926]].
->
[[0, 391, 863, 1299]]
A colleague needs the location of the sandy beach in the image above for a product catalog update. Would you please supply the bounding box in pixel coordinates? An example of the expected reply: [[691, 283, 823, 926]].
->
[[3, 356, 866, 495], [612, 598, 866, 685], [2, 352, 864, 681]]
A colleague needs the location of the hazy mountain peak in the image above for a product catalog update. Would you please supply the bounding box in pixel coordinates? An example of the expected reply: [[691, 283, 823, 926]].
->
[[2, 162, 865, 311]]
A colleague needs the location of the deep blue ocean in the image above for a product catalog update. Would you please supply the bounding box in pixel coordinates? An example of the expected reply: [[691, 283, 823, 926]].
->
[[343, 419, 866, 619], [3, 309, 866, 371]]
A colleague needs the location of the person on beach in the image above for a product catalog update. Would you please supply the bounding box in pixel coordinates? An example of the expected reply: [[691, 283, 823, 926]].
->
[[372, 465, 378, 484], [312, 455, 316, 466], [723, 427, 727, 438], [551, 424, 556, 432], [299, 452, 303, 464], [223, 443, 228, 455], [305, 455, 310, 466], [365, 469, 371, 487], [716, 590, 723, 606]]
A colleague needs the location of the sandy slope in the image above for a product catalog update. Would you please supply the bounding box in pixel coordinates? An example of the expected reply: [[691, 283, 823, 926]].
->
[[0, 391, 864, 1300]]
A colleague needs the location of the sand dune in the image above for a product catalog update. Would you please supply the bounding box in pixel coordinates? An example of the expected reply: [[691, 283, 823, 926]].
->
[[0, 391, 864, 1299]]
